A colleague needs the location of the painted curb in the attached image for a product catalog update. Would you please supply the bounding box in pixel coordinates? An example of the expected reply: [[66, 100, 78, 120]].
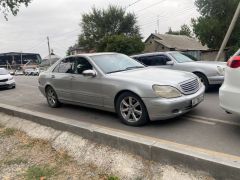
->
[[0, 103, 239, 180]]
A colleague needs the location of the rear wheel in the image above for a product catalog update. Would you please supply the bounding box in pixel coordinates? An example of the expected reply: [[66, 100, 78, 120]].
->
[[116, 92, 149, 126], [46, 86, 61, 108], [194, 72, 209, 90]]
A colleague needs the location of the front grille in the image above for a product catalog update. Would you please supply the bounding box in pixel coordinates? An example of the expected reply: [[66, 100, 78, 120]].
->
[[179, 78, 200, 95], [0, 79, 8, 82]]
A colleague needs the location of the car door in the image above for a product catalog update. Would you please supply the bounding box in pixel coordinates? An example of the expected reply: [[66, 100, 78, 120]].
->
[[71, 56, 103, 106], [50, 57, 74, 101]]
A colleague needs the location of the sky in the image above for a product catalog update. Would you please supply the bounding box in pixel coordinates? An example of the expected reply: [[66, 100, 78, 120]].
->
[[0, 0, 199, 58]]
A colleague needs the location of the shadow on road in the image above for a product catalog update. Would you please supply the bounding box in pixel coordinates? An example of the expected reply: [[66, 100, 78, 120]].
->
[[206, 85, 221, 94]]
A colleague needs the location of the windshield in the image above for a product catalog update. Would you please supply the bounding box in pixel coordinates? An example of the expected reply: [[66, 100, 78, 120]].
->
[[169, 52, 194, 63], [0, 68, 9, 75], [90, 54, 145, 74]]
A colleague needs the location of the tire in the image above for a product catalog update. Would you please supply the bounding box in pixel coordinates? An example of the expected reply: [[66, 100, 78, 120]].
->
[[45, 86, 61, 108], [116, 92, 149, 126], [194, 72, 209, 90]]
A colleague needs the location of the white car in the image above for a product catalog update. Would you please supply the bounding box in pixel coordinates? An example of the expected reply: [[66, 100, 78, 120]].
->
[[220, 49, 240, 115], [0, 68, 16, 89], [24, 68, 40, 76]]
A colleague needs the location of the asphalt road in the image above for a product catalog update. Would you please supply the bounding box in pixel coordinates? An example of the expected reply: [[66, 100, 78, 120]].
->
[[0, 76, 240, 157]]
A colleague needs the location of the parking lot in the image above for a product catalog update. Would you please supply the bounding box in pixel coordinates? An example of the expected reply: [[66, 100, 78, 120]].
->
[[0, 76, 240, 157]]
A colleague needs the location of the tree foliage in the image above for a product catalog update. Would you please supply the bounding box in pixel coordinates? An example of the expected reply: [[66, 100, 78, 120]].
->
[[166, 24, 192, 37], [0, 0, 32, 20], [78, 5, 142, 53], [192, 0, 240, 50], [97, 34, 145, 55]]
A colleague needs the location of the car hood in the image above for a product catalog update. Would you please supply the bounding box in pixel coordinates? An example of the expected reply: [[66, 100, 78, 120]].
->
[[107, 67, 196, 86], [0, 74, 11, 80]]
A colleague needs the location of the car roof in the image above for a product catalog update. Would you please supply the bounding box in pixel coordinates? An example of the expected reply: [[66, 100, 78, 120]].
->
[[131, 51, 178, 57]]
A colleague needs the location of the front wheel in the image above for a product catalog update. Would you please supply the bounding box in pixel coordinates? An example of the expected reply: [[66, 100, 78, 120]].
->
[[194, 72, 209, 90], [116, 92, 149, 126], [46, 86, 61, 108]]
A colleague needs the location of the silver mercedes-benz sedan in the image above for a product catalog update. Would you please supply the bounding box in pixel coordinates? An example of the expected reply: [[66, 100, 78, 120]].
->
[[131, 51, 226, 90], [38, 53, 205, 126]]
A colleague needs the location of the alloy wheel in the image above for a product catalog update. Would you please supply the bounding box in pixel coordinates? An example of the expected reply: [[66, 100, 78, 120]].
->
[[120, 96, 142, 122], [47, 88, 57, 107]]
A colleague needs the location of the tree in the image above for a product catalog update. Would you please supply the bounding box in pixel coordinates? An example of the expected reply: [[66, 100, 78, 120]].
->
[[78, 5, 142, 52], [97, 34, 145, 55], [192, 0, 240, 51], [0, 0, 32, 20], [166, 24, 192, 37], [180, 24, 192, 37]]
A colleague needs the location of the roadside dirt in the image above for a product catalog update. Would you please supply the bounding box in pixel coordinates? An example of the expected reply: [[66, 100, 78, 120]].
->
[[0, 126, 113, 180], [0, 113, 215, 180]]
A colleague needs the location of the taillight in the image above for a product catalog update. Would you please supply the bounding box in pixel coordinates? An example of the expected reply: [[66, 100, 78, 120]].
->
[[227, 56, 240, 68]]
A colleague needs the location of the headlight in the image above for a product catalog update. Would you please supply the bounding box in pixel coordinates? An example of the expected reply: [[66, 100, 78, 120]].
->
[[153, 85, 182, 98], [217, 66, 225, 76], [8, 76, 13, 81]]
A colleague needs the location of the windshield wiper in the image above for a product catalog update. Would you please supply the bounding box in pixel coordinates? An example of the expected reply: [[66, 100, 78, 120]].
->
[[125, 66, 145, 70], [107, 66, 145, 74], [106, 69, 127, 74]]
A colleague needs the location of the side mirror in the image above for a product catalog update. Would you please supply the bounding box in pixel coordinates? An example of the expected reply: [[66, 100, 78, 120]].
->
[[82, 69, 96, 77], [166, 61, 174, 65]]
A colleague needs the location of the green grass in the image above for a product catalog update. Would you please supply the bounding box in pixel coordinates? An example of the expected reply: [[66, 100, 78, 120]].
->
[[1, 128, 16, 136], [108, 176, 120, 180], [25, 165, 56, 180], [4, 157, 28, 165]]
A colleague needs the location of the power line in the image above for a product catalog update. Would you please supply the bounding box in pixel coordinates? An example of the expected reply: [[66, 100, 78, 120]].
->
[[125, 0, 144, 9], [139, 7, 195, 27], [135, 0, 167, 13]]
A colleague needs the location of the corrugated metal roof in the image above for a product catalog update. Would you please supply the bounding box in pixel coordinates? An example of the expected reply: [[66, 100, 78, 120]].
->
[[149, 34, 208, 51]]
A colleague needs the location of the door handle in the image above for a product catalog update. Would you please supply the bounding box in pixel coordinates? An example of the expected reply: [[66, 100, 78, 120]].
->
[[51, 75, 55, 79]]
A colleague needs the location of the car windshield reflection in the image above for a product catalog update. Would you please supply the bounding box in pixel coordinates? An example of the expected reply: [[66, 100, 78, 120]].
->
[[169, 52, 194, 63], [90, 54, 145, 74]]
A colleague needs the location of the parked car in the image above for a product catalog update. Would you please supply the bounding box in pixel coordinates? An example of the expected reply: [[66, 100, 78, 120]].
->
[[131, 51, 226, 90], [0, 68, 16, 89], [24, 67, 40, 76], [219, 49, 240, 115], [38, 53, 205, 126]]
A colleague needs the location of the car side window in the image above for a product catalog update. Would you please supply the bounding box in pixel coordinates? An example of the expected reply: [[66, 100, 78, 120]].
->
[[73, 57, 93, 75], [138, 57, 152, 66], [148, 55, 171, 65], [138, 55, 171, 66], [53, 58, 74, 73]]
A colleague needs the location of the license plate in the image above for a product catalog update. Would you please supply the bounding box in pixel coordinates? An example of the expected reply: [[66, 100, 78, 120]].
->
[[192, 94, 204, 106], [0, 82, 6, 85]]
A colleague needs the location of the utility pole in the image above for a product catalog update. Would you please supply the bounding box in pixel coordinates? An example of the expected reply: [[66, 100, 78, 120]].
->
[[47, 36, 52, 66], [20, 51, 23, 66], [215, 2, 240, 61], [157, 15, 160, 33]]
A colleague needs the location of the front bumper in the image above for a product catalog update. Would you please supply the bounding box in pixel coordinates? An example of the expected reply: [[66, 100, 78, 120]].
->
[[219, 86, 240, 116], [208, 75, 224, 85], [38, 85, 46, 97], [0, 79, 15, 89], [142, 86, 205, 121]]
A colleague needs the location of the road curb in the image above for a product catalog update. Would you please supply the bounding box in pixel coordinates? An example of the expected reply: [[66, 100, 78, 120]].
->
[[0, 103, 240, 180]]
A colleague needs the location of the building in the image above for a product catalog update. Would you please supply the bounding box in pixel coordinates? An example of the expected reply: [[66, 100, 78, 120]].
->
[[68, 44, 86, 55], [144, 33, 226, 61], [39, 51, 61, 70], [0, 52, 42, 70]]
